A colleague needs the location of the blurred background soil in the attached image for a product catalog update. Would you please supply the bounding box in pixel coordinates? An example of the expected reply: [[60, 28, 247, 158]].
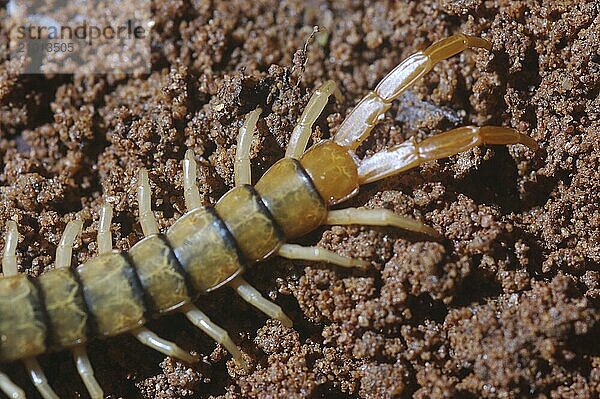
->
[[0, 0, 599, 398]]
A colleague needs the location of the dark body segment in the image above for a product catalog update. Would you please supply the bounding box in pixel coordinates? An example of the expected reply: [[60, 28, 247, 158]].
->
[[167, 207, 244, 293], [77, 253, 146, 337], [129, 234, 192, 315], [215, 185, 284, 263], [37, 268, 88, 350], [255, 158, 327, 239], [0, 275, 47, 361]]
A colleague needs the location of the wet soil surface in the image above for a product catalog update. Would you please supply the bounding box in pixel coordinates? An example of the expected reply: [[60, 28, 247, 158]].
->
[[1, 1, 599, 398]]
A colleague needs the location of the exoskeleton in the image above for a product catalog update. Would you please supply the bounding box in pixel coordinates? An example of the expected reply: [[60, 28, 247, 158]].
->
[[0, 34, 538, 398]]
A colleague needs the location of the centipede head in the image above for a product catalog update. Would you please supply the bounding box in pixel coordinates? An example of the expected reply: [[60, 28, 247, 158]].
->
[[299, 140, 360, 206]]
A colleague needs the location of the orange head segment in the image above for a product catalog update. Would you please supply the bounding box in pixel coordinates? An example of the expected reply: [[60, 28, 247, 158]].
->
[[300, 140, 360, 206]]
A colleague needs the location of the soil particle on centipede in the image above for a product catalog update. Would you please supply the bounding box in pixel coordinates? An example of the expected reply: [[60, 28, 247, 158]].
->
[[1, 0, 599, 398]]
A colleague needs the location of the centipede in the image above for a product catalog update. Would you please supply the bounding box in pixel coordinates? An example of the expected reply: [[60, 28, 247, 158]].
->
[[0, 34, 538, 399]]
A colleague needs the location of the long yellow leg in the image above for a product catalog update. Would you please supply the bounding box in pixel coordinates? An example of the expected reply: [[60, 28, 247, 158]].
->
[[182, 304, 249, 371], [137, 168, 159, 236], [358, 125, 538, 184], [131, 327, 198, 363], [229, 277, 292, 327], [234, 108, 262, 186], [334, 34, 492, 149], [278, 243, 369, 268], [286, 80, 340, 158], [183, 150, 203, 210], [55, 220, 83, 269], [326, 207, 440, 237]]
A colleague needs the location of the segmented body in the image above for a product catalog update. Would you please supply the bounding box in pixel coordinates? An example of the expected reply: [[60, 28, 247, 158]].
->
[[0, 141, 356, 363]]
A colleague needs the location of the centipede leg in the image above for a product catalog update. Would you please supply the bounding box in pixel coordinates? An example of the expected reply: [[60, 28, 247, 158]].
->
[[53, 221, 104, 399], [234, 108, 262, 186], [97, 204, 114, 255], [137, 168, 159, 236], [72, 346, 103, 399], [183, 149, 203, 210], [0, 371, 25, 399], [286, 80, 340, 159], [326, 208, 440, 237], [181, 304, 249, 371], [357, 126, 539, 184], [229, 277, 292, 327], [55, 219, 83, 269], [131, 327, 198, 363], [2, 220, 19, 276], [278, 243, 369, 268], [22, 358, 58, 399]]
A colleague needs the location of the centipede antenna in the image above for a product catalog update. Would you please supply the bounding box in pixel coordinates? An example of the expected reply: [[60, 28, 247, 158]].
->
[[183, 149, 203, 211], [326, 208, 440, 237], [97, 204, 113, 254], [278, 243, 369, 268], [131, 327, 198, 364], [229, 276, 293, 327], [137, 168, 159, 237], [2, 221, 19, 277], [22, 357, 59, 399], [72, 346, 103, 399], [234, 108, 262, 186], [286, 80, 338, 159], [181, 304, 249, 371], [0, 371, 25, 399], [55, 220, 83, 269]]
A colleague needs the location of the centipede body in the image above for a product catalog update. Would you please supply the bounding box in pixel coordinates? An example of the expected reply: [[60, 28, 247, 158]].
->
[[0, 33, 539, 399]]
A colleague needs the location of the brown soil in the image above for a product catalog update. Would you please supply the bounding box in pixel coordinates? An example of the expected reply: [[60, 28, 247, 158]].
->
[[1, 1, 599, 398]]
